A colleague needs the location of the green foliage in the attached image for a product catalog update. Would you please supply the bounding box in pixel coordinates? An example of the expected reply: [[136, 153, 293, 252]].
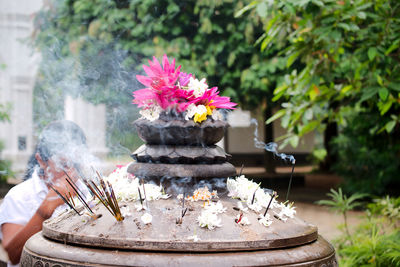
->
[[33, 0, 283, 153], [317, 188, 367, 242], [0, 103, 11, 123], [368, 196, 400, 227], [339, 226, 400, 267], [337, 196, 400, 266], [244, 0, 400, 194], [251, 0, 400, 140], [318, 191, 400, 266], [332, 112, 400, 195], [317, 188, 366, 214]]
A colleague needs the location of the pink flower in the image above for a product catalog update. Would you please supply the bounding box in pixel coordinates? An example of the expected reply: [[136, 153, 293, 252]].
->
[[178, 72, 192, 87], [193, 87, 237, 110], [134, 54, 182, 109], [133, 54, 237, 116], [136, 54, 181, 90]]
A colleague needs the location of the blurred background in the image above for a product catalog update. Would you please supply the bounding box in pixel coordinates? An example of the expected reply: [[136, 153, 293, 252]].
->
[[0, 1, 399, 265]]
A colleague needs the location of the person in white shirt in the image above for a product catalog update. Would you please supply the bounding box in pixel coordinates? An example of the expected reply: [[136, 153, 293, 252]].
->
[[0, 120, 89, 266]]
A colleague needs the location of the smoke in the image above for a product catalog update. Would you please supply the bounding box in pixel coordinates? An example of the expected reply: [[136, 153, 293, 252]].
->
[[250, 118, 296, 165], [33, 33, 142, 166]]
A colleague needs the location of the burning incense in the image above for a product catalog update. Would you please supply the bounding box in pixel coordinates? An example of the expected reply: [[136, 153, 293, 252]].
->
[[64, 171, 94, 215], [181, 192, 188, 218], [251, 188, 257, 205], [235, 211, 243, 224], [176, 192, 188, 224], [48, 183, 80, 215], [264, 192, 277, 217], [239, 164, 244, 176], [138, 188, 143, 206], [84, 168, 124, 221], [285, 164, 295, 201], [141, 179, 149, 208]]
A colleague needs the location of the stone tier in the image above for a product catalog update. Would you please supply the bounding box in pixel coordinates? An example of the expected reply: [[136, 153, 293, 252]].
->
[[132, 144, 231, 164], [127, 162, 236, 180], [134, 118, 228, 146]]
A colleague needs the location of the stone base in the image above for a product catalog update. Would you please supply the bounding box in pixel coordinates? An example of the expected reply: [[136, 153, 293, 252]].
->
[[22, 233, 337, 267]]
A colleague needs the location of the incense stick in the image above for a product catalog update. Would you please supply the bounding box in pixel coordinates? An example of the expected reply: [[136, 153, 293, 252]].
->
[[264, 192, 276, 217], [285, 164, 295, 201], [48, 183, 80, 215], [138, 188, 143, 206], [251, 188, 257, 205], [181, 192, 187, 218], [65, 176, 94, 214], [85, 167, 124, 221], [239, 164, 244, 176]]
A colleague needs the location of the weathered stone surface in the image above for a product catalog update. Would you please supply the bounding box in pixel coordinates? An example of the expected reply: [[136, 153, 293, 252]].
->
[[22, 233, 337, 267], [132, 144, 231, 164], [127, 162, 236, 179], [41, 197, 317, 252], [134, 118, 228, 146]]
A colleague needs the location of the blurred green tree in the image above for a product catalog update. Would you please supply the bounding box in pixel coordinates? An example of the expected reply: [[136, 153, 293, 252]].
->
[[33, 0, 288, 171], [245, 0, 400, 194]]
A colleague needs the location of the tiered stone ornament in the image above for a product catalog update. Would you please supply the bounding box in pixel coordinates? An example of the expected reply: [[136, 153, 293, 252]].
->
[[128, 115, 236, 180], [21, 116, 337, 266]]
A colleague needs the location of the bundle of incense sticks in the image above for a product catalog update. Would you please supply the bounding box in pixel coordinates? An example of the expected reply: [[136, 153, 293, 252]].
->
[[64, 171, 94, 215], [83, 170, 124, 221], [48, 171, 94, 216]]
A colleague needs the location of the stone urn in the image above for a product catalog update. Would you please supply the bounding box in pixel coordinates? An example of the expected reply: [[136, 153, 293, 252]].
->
[[21, 117, 337, 266]]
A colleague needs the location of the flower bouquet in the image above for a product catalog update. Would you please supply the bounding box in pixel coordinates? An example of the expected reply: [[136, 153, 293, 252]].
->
[[133, 54, 237, 123]]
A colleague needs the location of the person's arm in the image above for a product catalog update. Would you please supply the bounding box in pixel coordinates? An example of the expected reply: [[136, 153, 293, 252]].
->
[[1, 190, 64, 264]]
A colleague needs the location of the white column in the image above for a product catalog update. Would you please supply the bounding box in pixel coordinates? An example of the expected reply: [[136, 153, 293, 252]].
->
[[64, 95, 108, 158], [0, 0, 43, 171]]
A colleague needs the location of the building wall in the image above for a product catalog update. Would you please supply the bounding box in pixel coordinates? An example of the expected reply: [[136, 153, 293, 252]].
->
[[0, 0, 43, 170], [0, 1, 109, 173], [227, 108, 315, 155], [64, 95, 108, 158]]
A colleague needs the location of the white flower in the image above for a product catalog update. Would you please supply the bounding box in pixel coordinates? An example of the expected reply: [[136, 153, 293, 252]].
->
[[104, 167, 169, 202], [198, 210, 222, 230], [135, 203, 147, 211], [142, 183, 171, 201], [247, 202, 263, 213], [211, 110, 223, 121], [227, 175, 260, 201], [188, 77, 208, 97], [140, 104, 162, 121], [141, 213, 152, 224], [274, 202, 296, 222], [227, 176, 278, 213], [204, 201, 226, 214], [185, 104, 208, 121], [120, 206, 132, 217], [258, 213, 273, 227], [185, 103, 197, 120], [236, 214, 251, 226], [237, 201, 248, 213], [187, 235, 201, 242]]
